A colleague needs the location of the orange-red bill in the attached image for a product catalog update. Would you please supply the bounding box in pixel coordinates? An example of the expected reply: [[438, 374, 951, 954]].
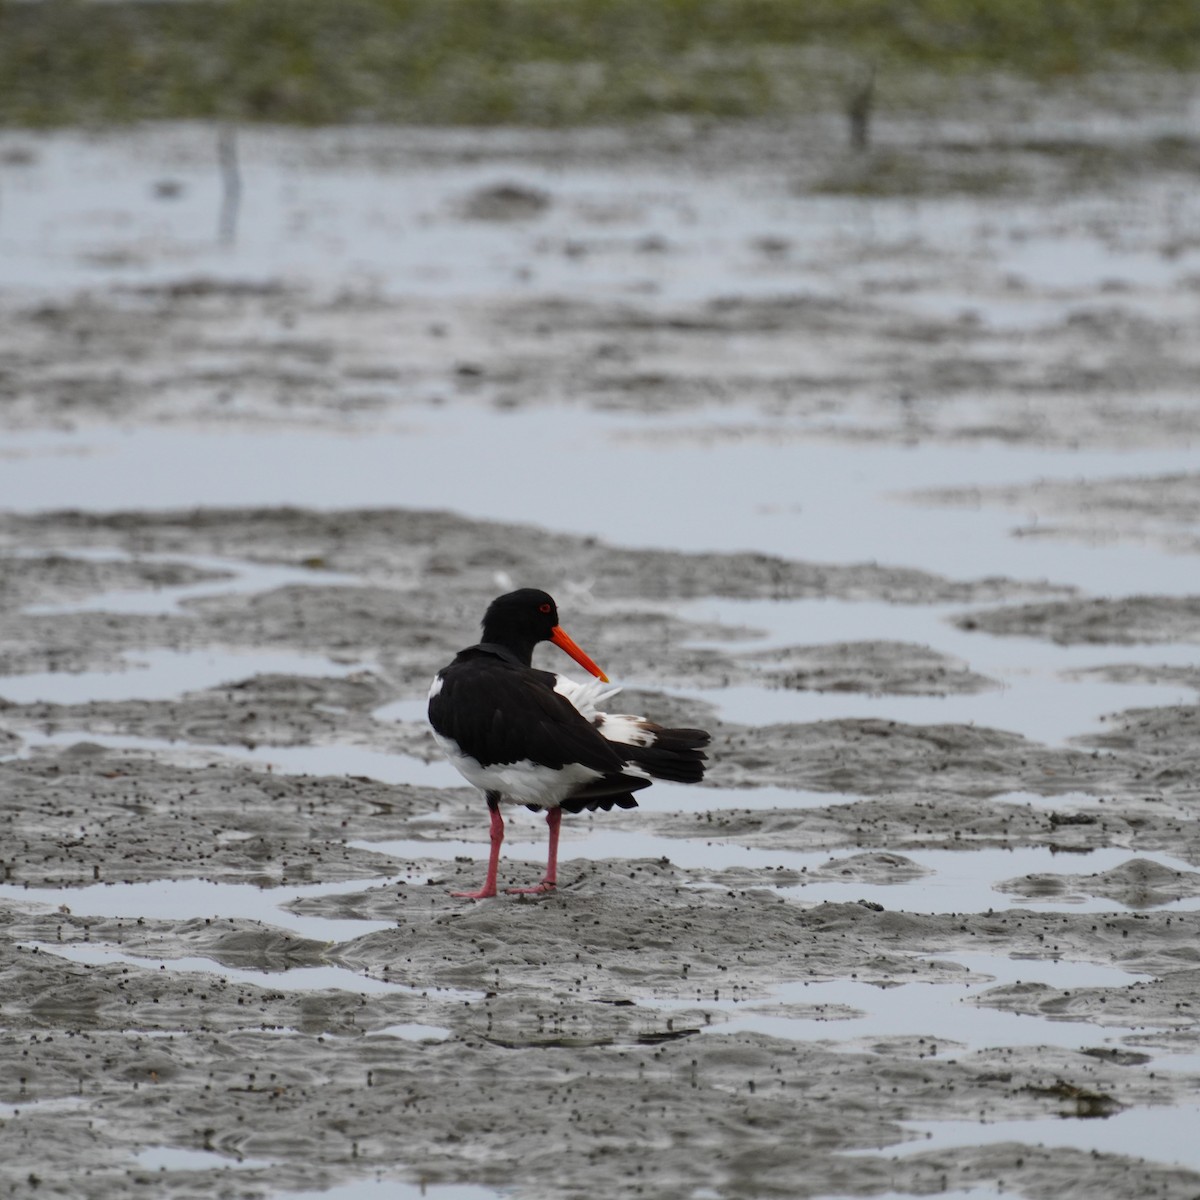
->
[[550, 625, 609, 682]]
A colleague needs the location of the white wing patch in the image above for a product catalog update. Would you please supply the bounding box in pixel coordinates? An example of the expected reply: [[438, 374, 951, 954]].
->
[[427, 673, 444, 700], [552, 674, 622, 721], [594, 713, 656, 748], [551, 674, 658, 750]]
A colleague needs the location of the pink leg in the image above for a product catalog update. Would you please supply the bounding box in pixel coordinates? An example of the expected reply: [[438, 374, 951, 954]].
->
[[506, 807, 561, 895], [452, 799, 504, 899], [543, 806, 561, 886]]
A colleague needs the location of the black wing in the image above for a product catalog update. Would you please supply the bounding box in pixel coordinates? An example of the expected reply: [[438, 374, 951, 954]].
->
[[429, 647, 628, 774]]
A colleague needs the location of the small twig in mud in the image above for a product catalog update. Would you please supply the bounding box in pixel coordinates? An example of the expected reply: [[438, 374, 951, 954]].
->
[[846, 61, 877, 153], [217, 123, 241, 245]]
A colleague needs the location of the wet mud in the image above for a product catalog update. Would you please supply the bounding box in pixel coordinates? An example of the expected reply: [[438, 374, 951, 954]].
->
[[2, 102, 1200, 1199]]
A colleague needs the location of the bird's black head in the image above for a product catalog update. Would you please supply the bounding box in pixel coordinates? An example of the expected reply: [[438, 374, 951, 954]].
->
[[479, 589, 607, 681], [480, 588, 559, 646]]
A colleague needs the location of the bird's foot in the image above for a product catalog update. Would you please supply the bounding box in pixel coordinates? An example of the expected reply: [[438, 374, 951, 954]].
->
[[450, 885, 497, 900], [504, 881, 556, 896]]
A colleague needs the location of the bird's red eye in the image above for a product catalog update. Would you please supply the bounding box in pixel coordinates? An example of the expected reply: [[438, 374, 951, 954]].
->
[[539, 603, 552, 613]]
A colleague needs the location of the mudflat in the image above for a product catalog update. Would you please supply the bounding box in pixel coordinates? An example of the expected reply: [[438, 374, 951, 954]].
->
[[2, 92, 1200, 1200]]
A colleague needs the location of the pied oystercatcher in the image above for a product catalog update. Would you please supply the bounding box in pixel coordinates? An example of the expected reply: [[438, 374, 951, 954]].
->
[[428, 589, 710, 898]]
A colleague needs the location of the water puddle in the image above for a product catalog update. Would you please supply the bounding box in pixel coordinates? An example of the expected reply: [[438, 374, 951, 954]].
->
[[685, 677, 1192, 743], [855, 1103, 1200, 1172], [992, 789, 1114, 811], [7, 125, 1198, 318], [10, 729, 462, 788], [22, 942, 473, 1002], [20, 549, 359, 617], [356, 827, 835, 874], [133, 1146, 274, 1172], [0, 871, 484, 1001], [130, 1135, 508, 1196], [367, 1023, 452, 1042], [650, 782, 856, 814], [4, 423, 1196, 760], [930, 952, 1147, 989], [1151, 1050, 1200, 1074], [2, 423, 1195, 766], [0, 646, 369, 705], [778, 846, 1200, 914], [2, 417, 1198, 598], [357, 832, 1200, 915], [371, 698, 431, 723], [1002, 231, 1187, 292], [0, 875, 401, 943], [2, 547, 370, 706], [677, 596, 1199, 742], [646, 950, 1155, 1056]]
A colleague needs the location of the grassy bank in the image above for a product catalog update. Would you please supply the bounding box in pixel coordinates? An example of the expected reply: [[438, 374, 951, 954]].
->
[[2, 0, 1198, 126]]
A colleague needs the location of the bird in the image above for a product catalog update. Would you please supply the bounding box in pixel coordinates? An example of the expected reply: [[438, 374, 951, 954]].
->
[[428, 588, 710, 898]]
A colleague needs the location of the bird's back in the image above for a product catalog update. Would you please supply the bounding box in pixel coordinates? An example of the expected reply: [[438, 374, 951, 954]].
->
[[429, 642, 709, 812], [429, 644, 626, 774]]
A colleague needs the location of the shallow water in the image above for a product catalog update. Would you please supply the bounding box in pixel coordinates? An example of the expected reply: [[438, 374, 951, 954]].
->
[[133, 1146, 274, 1172], [0, 875, 402, 943], [4, 417, 1199, 597], [680, 596, 1199, 742], [6, 831, 1191, 925], [21, 550, 360, 617], [4, 417, 1197, 757], [686, 676, 1191, 744], [3, 879, 1175, 1077], [356, 832, 1200, 915], [10, 728, 464, 788], [2, 367, 1196, 832], [22, 941, 474, 1002], [778, 846, 1200, 914], [861, 1103, 1200, 1172], [0, 646, 368, 705], [2, 581, 1190, 745], [647, 950, 1156, 1056], [5, 123, 1200, 312]]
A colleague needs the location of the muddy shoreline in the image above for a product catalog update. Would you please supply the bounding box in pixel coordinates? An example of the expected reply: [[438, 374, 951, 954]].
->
[[3, 105, 1200, 1200]]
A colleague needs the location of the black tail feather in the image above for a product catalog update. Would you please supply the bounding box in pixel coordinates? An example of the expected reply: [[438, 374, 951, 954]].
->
[[556, 771, 651, 814], [540, 723, 709, 815], [559, 791, 641, 813], [620, 725, 710, 785]]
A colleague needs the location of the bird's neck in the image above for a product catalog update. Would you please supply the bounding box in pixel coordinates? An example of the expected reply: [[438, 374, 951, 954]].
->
[[478, 630, 537, 667]]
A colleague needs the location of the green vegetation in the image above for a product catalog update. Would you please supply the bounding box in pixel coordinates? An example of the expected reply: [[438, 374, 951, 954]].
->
[[1, 0, 1198, 126]]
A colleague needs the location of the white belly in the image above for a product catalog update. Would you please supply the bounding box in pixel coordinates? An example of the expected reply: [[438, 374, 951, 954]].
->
[[432, 731, 604, 809]]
